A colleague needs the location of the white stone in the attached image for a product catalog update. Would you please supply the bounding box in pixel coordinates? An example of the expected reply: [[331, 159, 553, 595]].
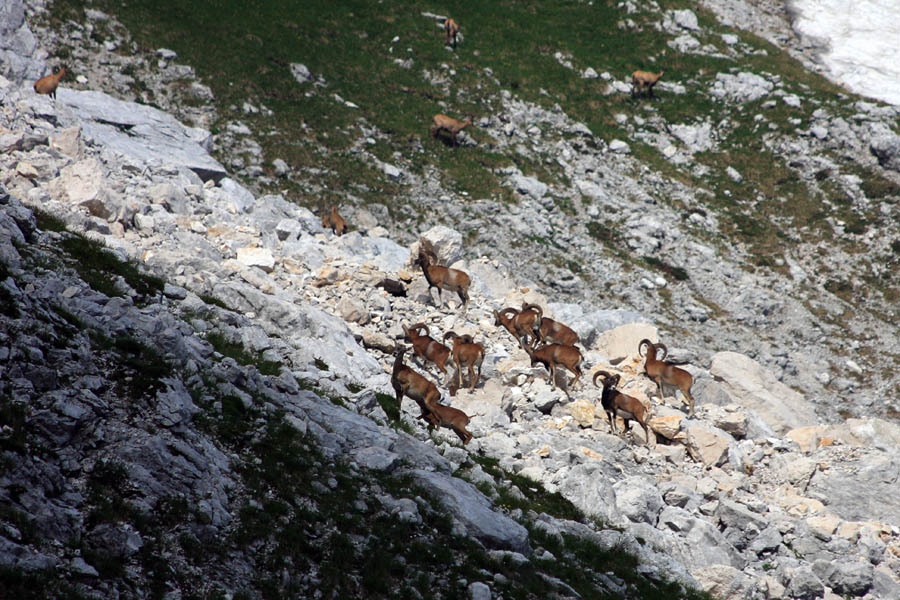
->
[[236, 247, 276, 273]]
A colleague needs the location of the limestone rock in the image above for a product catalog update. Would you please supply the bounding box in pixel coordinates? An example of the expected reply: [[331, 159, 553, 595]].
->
[[683, 422, 732, 467], [709, 351, 818, 435], [236, 246, 276, 273]]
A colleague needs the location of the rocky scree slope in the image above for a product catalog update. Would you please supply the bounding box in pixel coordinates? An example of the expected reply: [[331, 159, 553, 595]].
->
[[3, 0, 900, 599], [27, 0, 900, 428]]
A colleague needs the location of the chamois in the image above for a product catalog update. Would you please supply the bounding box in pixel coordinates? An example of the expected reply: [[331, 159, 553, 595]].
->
[[413, 249, 470, 309], [321, 205, 346, 236], [631, 70, 665, 99], [391, 347, 439, 427], [374, 278, 407, 297], [443, 331, 485, 393], [403, 323, 453, 384], [524, 343, 584, 390], [430, 114, 473, 147], [528, 303, 579, 348], [594, 371, 652, 443], [34, 67, 66, 100], [638, 339, 696, 417], [444, 17, 460, 48], [493, 304, 541, 349]]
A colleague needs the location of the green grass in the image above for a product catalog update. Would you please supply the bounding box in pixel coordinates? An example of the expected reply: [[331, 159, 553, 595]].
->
[[205, 331, 283, 375], [47, 0, 887, 278], [90, 332, 172, 400], [58, 232, 164, 299]]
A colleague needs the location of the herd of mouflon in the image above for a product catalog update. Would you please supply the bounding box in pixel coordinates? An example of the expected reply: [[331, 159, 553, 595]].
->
[[33, 14, 672, 448]]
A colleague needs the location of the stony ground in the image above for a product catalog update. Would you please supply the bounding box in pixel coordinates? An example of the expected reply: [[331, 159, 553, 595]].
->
[[2, 0, 900, 599]]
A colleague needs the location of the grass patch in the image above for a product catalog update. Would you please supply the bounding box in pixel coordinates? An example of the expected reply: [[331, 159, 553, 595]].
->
[[470, 454, 584, 522], [59, 232, 164, 300], [90, 332, 171, 400], [205, 331, 282, 375], [642, 255, 689, 281]]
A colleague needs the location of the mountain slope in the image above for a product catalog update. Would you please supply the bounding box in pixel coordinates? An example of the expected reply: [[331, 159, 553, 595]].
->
[[3, 0, 900, 598]]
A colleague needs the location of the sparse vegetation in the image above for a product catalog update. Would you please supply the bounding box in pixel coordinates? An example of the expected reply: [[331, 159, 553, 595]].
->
[[6, 0, 897, 598]]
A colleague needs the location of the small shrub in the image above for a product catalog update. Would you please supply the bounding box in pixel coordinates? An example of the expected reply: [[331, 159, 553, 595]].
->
[[642, 256, 689, 281]]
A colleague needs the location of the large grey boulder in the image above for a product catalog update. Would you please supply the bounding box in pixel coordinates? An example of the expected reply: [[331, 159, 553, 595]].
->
[[408, 469, 531, 554], [710, 72, 774, 103], [613, 476, 664, 525], [48, 158, 121, 220], [55, 88, 226, 182], [657, 507, 742, 569], [807, 454, 900, 524], [709, 351, 817, 434], [416, 225, 464, 266], [870, 134, 900, 172], [0, 0, 44, 85], [556, 464, 624, 526]]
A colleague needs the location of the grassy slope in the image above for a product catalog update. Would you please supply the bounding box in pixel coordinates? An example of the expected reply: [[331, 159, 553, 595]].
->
[[65, 0, 899, 278]]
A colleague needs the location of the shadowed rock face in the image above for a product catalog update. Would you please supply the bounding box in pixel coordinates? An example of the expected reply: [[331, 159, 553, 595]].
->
[[409, 469, 531, 554]]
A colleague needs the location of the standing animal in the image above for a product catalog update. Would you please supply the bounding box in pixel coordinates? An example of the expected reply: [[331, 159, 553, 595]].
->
[[321, 206, 346, 236], [593, 371, 652, 443], [403, 323, 453, 384], [413, 249, 470, 309], [430, 114, 473, 147], [631, 70, 665, 99], [391, 346, 439, 427], [523, 343, 584, 390], [444, 17, 460, 48], [527, 303, 579, 348], [638, 339, 695, 417], [443, 331, 485, 393], [493, 304, 541, 350], [34, 67, 66, 100]]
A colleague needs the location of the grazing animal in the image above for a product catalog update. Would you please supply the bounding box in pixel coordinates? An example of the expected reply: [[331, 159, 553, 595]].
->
[[631, 70, 665, 99], [443, 331, 485, 393], [375, 278, 407, 297], [34, 67, 66, 100], [594, 371, 652, 443], [413, 249, 471, 309], [638, 339, 695, 417], [321, 205, 347, 236], [523, 343, 584, 390], [444, 17, 460, 48], [430, 114, 473, 146], [391, 346, 439, 427], [403, 323, 453, 385]]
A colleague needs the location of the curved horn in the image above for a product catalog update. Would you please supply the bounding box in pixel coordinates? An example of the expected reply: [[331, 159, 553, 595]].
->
[[522, 302, 543, 320], [593, 370, 612, 387], [500, 307, 520, 318], [421, 247, 438, 262], [460, 334, 474, 344], [409, 322, 429, 336], [443, 331, 458, 342], [655, 343, 668, 360], [638, 339, 653, 357]]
